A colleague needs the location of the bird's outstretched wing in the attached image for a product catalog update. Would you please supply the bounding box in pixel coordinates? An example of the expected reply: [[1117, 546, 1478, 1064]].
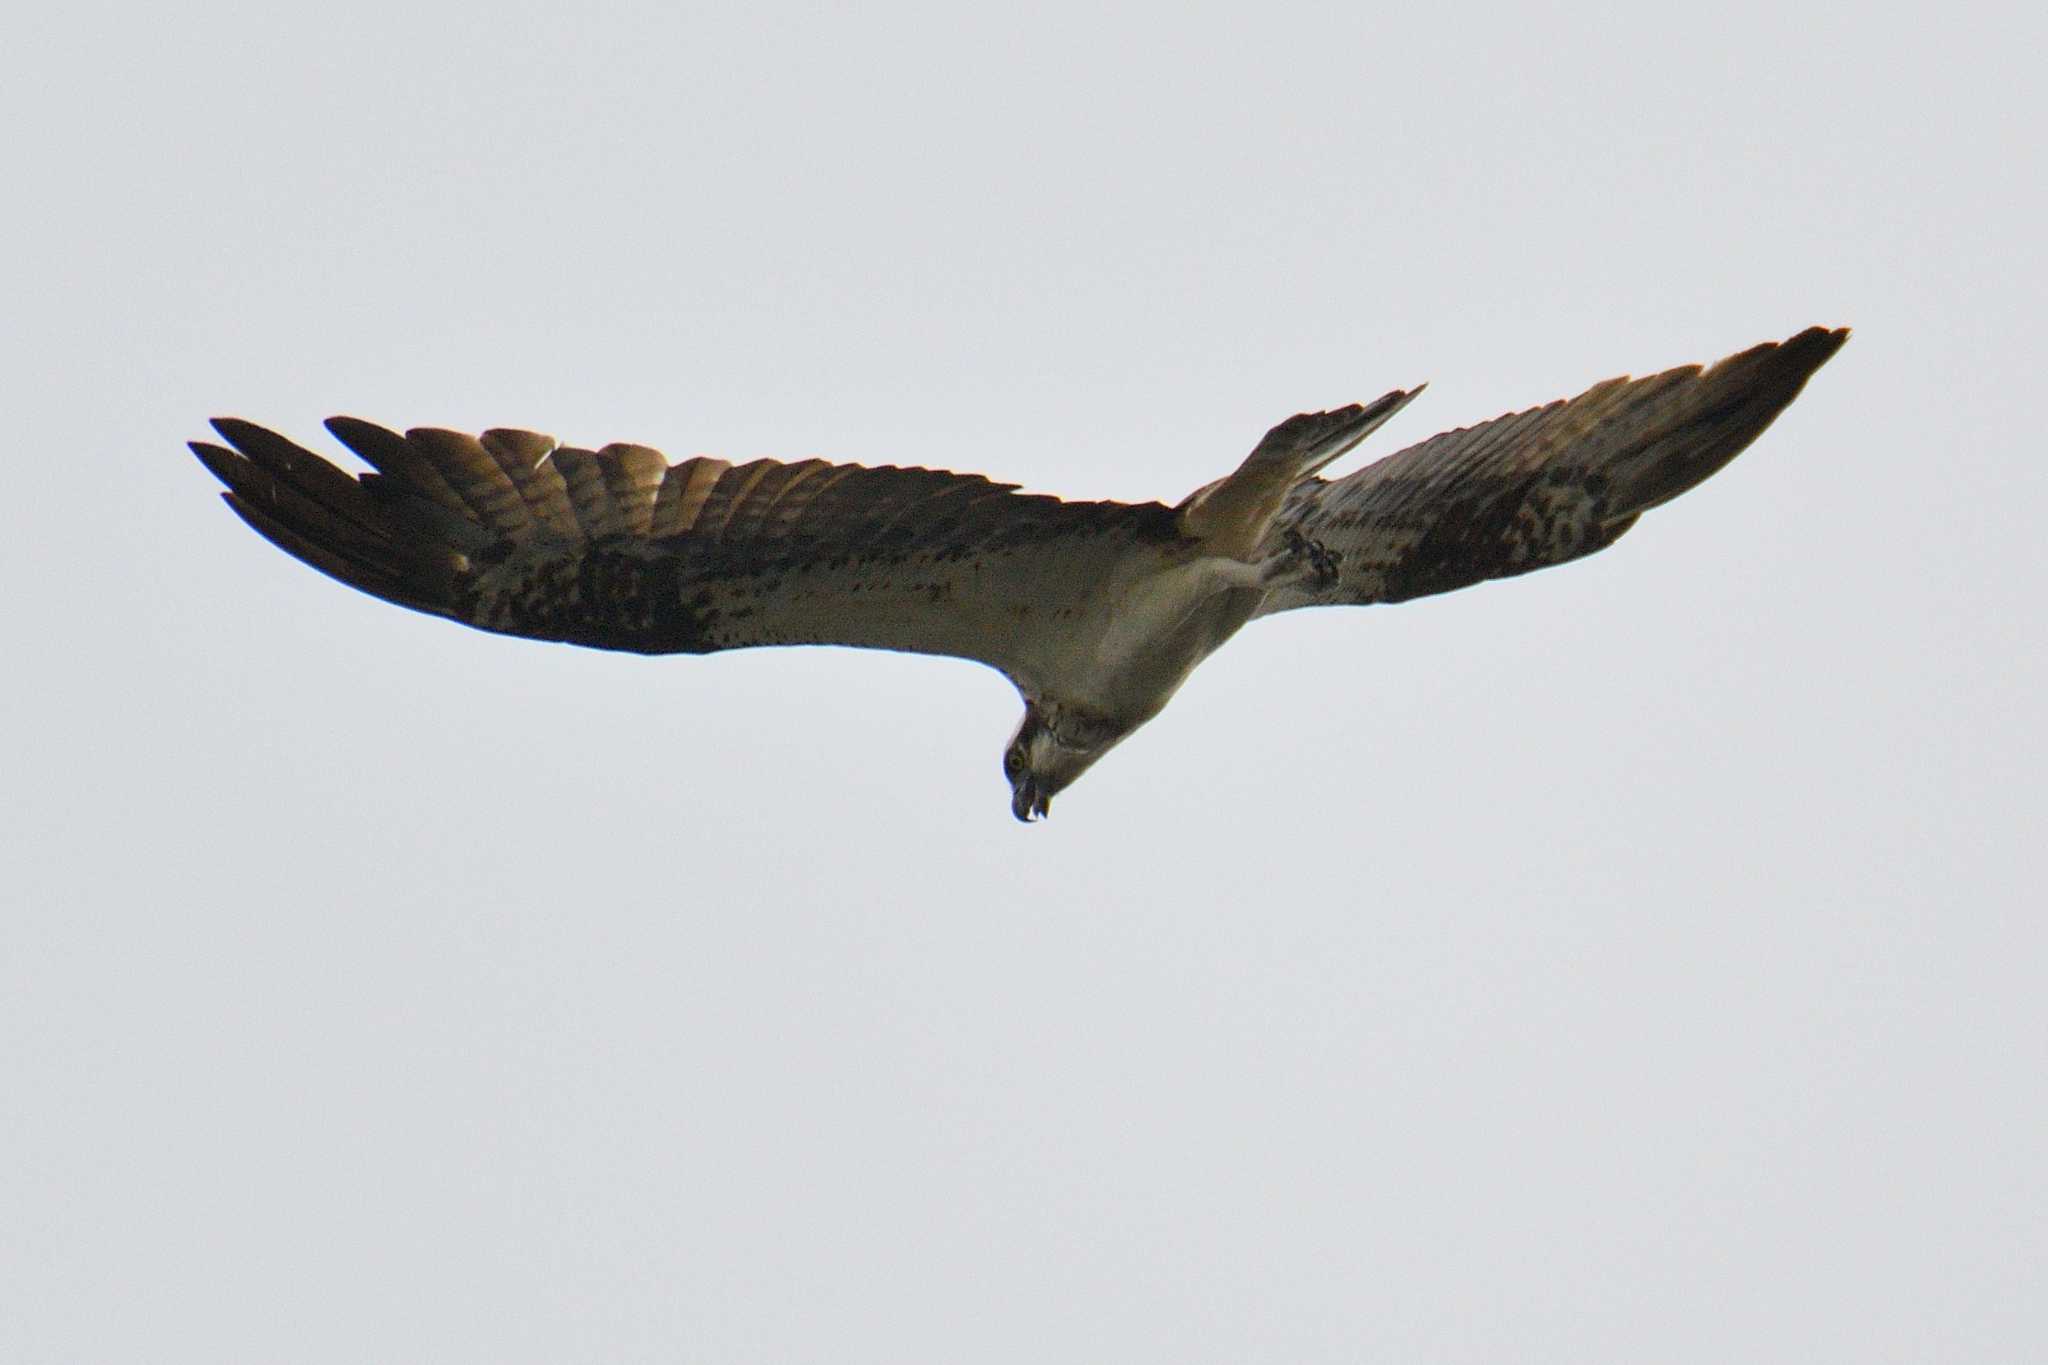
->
[[192, 418, 1177, 683], [1255, 326, 1848, 614]]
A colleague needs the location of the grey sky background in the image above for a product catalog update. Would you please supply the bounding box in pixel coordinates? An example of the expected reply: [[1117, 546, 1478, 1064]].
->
[[5, 3, 2041, 1360]]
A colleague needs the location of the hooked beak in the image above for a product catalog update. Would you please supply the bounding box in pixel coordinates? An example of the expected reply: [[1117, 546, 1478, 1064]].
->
[[1011, 778, 1051, 823]]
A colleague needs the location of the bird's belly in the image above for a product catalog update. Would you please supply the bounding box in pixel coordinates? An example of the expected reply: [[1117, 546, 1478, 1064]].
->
[[1062, 561, 1260, 715]]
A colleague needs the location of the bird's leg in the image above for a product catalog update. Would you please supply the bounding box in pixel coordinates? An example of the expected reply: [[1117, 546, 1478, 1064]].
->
[[1256, 528, 1343, 591]]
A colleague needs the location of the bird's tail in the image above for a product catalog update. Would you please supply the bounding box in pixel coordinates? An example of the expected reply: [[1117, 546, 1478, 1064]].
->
[[1178, 386, 1422, 558]]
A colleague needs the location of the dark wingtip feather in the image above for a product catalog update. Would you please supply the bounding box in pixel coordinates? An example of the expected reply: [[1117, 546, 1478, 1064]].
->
[[1773, 324, 1851, 371], [322, 414, 400, 445], [194, 418, 473, 617], [208, 417, 378, 513], [190, 439, 247, 488], [1602, 324, 1850, 518], [219, 490, 441, 616], [321, 415, 415, 475], [209, 415, 266, 445], [1732, 323, 1851, 412], [1744, 325, 1850, 387]]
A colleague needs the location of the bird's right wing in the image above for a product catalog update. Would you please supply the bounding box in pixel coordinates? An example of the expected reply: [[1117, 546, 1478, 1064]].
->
[[1255, 326, 1848, 613], [192, 418, 1180, 688]]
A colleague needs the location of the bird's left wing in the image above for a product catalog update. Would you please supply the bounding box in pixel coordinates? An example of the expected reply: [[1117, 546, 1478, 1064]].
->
[[1254, 326, 1847, 614], [192, 418, 1178, 686]]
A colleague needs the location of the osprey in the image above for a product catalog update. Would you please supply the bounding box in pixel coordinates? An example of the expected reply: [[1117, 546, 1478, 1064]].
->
[[193, 327, 1845, 821]]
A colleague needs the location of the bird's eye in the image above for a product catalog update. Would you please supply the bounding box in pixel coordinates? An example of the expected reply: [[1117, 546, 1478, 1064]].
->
[[1004, 749, 1024, 779]]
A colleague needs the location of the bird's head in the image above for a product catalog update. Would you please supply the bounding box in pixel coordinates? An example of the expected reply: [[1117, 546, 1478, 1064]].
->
[[1003, 701, 1129, 822]]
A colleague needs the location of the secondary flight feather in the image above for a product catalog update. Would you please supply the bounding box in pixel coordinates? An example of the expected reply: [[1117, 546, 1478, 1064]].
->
[[192, 326, 1846, 820]]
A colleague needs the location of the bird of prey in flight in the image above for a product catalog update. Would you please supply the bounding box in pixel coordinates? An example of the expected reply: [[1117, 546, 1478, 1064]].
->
[[192, 327, 1846, 821]]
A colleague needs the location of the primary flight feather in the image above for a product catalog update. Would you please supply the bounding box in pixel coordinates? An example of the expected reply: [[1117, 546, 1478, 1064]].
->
[[192, 326, 1846, 820]]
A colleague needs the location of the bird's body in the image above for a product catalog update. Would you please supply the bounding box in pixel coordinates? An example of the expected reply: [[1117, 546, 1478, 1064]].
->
[[193, 327, 1846, 819]]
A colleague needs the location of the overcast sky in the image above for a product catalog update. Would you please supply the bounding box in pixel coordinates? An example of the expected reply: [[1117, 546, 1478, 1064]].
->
[[5, 3, 2042, 1361]]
